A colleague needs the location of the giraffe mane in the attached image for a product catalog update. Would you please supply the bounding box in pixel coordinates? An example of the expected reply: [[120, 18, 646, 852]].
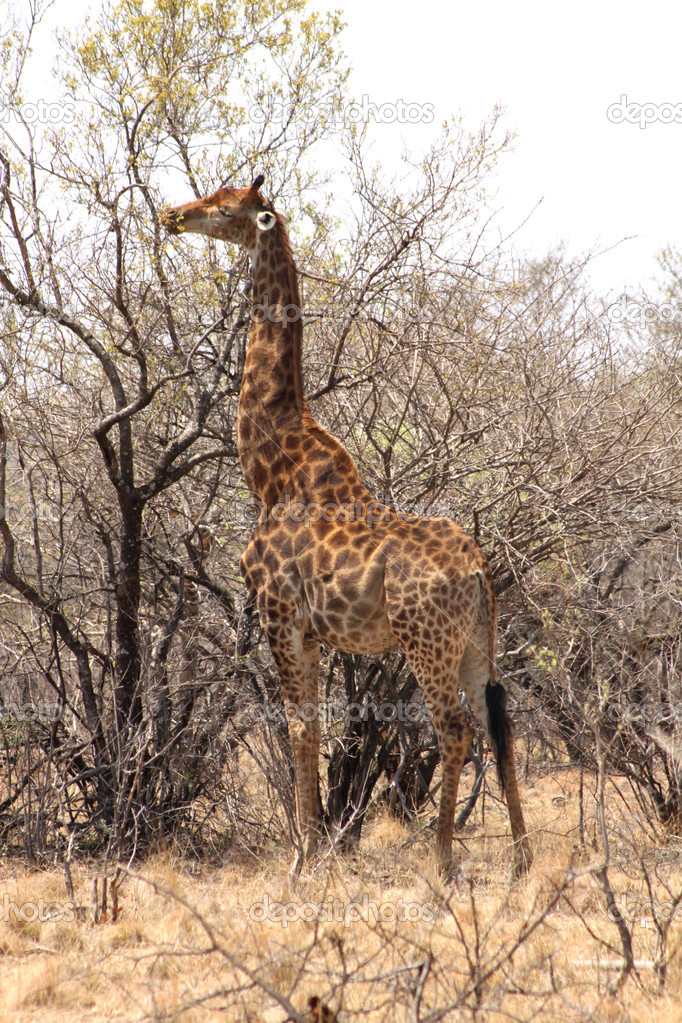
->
[[272, 211, 309, 420]]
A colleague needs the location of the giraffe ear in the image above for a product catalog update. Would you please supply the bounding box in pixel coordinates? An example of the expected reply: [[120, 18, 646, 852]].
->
[[256, 210, 277, 231]]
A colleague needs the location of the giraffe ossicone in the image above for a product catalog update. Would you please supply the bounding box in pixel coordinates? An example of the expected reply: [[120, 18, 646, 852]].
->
[[165, 176, 531, 878]]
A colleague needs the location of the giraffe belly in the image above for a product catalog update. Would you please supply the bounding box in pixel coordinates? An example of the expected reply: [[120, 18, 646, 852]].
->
[[308, 612, 398, 655], [303, 576, 398, 655]]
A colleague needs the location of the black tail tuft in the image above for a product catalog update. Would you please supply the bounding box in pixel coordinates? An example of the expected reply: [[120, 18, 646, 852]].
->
[[486, 680, 511, 794]]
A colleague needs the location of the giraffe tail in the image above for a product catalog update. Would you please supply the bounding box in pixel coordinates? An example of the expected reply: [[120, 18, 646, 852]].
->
[[485, 679, 511, 795], [476, 568, 511, 795]]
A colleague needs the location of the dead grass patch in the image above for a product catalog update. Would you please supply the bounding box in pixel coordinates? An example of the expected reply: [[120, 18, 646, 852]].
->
[[0, 767, 680, 1021]]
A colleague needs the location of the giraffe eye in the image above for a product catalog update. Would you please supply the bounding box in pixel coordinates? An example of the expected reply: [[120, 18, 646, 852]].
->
[[219, 208, 233, 218]]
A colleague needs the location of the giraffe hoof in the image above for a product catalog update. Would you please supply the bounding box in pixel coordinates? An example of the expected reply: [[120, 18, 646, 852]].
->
[[442, 862, 464, 886], [303, 836, 320, 861], [435, 855, 450, 878], [435, 851, 462, 884], [512, 841, 532, 879], [290, 849, 305, 880], [290, 836, 321, 879]]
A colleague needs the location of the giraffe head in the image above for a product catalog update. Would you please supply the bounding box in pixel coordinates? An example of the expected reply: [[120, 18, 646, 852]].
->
[[163, 174, 277, 251]]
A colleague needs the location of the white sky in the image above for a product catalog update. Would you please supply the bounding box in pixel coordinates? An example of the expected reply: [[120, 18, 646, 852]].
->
[[17, 0, 682, 299], [313, 0, 682, 298]]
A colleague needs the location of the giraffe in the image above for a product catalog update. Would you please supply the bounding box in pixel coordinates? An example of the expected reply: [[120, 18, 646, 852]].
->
[[164, 176, 531, 877]]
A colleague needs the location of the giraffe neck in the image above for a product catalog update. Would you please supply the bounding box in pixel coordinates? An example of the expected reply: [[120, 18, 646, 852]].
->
[[237, 217, 312, 504], [237, 216, 374, 514]]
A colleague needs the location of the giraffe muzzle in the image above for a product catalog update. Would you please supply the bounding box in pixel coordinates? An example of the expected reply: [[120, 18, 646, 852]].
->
[[161, 206, 184, 234]]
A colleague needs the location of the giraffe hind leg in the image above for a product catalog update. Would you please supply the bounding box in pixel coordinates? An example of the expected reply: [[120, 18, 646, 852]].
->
[[457, 571, 532, 878], [384, 575, 474, 877], [394, 639, 472, 877]]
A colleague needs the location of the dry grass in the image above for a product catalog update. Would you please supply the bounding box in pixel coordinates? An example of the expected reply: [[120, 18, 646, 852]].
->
[[1, 764, 682, 1022]]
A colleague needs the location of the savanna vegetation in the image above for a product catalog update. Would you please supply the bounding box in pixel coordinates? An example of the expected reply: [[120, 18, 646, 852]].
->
[[1, 0, 681, 1018]]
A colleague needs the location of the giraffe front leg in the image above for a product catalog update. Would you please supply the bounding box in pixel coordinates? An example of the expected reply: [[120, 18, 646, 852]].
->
[[265, 622, 321, 871], [299, 638, 322, 861]]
